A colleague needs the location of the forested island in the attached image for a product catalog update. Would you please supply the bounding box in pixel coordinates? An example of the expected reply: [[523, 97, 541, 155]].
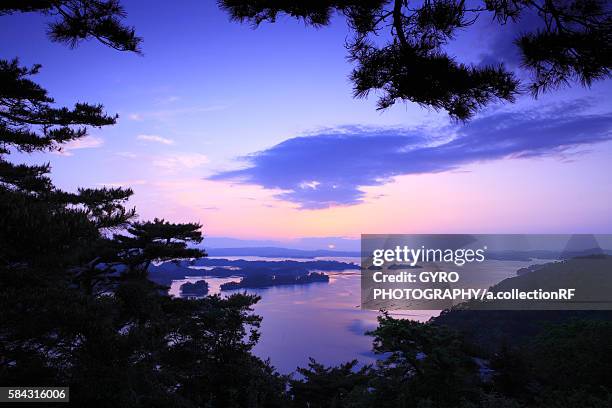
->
[[220, 272, 329, 290], [149, 258, 357, 286], [180, 280, 209, 296]]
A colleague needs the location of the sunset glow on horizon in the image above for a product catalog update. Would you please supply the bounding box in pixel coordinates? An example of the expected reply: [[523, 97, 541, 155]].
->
[[3, 0, 611, 243]]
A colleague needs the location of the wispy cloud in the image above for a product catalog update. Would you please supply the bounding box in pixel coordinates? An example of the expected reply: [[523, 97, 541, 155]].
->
[[115, 151, 138, 158], [137, 134, 175, 145], [210, 101, 612, 209], [128, 105, 229, 122], [55, 135, 104, 156], [153, 153, 209, 170], [96, 179, 147, 188], [155, 95, 180, 104]]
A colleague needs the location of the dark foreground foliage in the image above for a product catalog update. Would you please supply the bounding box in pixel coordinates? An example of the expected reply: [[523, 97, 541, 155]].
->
[[220, 0, 611, 120], [288, 314, 612, 408], [0, 3, 285, 407], [2, 2, 611, 407]]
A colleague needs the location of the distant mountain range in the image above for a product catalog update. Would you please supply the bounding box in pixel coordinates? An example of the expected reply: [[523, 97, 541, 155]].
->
[[201, 236, 360, 251], [201, 235, 612, 259], [205, 246, 360, 258], [202, 246, 612, 260]]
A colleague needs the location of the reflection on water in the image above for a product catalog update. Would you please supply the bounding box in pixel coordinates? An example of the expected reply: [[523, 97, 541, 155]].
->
[[245, 272, 436, 373], [168, 257, 536, 373], [169, 275, 241, 297], [168, 257, 434, 373]]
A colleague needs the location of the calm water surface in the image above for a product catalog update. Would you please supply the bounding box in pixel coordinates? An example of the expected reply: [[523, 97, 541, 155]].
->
[[169, 257, 537, 373]]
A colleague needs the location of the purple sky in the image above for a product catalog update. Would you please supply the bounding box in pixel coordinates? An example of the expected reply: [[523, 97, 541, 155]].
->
[[2, 0, 612, 246]]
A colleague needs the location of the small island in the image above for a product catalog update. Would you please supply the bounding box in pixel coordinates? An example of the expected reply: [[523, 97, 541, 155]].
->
[[221, 272, 329, 290], [180, 280, 209, 296], [148, 257, 358, 286]]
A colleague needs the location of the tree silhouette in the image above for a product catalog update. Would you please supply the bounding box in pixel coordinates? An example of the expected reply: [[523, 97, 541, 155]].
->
[[0, 55, 136, 274], [0, 0, 141, 52], [219, 0, 611, 120], [1, 3, 287, 406], [113, 218, 205, 278], [289, 358, 373, 407], [366, 312, 480, 407]]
